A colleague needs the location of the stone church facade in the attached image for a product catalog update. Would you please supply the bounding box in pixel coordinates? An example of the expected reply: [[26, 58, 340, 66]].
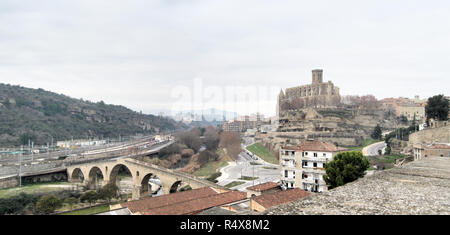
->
[[277, 69, 341, 117]]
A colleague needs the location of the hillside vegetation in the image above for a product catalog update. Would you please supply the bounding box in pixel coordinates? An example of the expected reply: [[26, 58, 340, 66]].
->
[[0, 83, 186, 147]]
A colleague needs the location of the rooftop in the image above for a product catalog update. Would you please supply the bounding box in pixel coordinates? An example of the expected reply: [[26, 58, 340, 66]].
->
[[429, 144, 450, 150], [246, 182, 279, 192], [121, 187, 219, 214], [143, 190, 247, 215], [282, 140, 345, 152], [264, 157, 450, 215], [252, 188, 311, 209]]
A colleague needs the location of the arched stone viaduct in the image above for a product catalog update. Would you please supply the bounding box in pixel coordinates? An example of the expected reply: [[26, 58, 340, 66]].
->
[[67, 158, 221, 200]]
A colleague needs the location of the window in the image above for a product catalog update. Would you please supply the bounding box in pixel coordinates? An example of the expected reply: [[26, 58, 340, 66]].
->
[[305, 152, 308, 156], [285, 170, 288, 177], [314, 153, 318, 157], [313, 162, 317, 168], [323, 153, 326, 157]]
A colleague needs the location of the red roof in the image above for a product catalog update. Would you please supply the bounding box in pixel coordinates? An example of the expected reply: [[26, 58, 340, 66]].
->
[[246, 182, 279, 192], [283, 140, 343, 152], [121, 187, 219, 214], [252, 188, 311, 209], [143, 190, 247, 215], [430, 144, 450, 150]]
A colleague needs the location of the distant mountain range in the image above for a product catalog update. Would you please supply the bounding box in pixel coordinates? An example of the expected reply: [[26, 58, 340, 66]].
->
[[170, 108, 239, 122], [0, 83, 187, 147]]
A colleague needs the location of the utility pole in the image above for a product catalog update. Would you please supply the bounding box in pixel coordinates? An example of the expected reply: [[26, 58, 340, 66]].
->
[[31, 141, 34, 161], [253, 165, 255, 186], [19, 145, 23, 187]]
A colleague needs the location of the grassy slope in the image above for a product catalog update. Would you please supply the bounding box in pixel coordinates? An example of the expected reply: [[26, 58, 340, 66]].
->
[[347, 138, 380, 152], [60, 204, 110, 215], [224, 181, 245, 188], [246, 143, 278, 164], [0, 182, 74, 199], [193, 159, 228, 177], [368, 154, 406, 169]]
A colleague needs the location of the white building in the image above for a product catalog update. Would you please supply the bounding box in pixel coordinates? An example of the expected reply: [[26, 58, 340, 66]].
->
[[280, 139, 347, 193]]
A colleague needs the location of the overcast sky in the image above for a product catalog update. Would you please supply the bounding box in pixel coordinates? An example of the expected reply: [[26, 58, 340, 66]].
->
[[1, 0, 449, 117]]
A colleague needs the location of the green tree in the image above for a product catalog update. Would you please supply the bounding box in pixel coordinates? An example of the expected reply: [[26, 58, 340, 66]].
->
[[35, 195, 62, 215], [425, 95, 449, 121], [0, 193, 39, 215], [323, 151, 370, 189], [384, 145, 391, 155], [371, 124, 382, 140], [80, 191, 98, 206], [98, 183, 119, 203], [64, 197, 78, 210]]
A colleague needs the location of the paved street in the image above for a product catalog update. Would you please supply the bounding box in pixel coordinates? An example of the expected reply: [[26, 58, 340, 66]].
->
[[216, 147, 279, 191], [362, 141, 387, 156]]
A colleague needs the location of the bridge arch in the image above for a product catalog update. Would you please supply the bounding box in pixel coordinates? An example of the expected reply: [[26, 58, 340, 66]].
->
[[140, 173, 163, 197], [169, 180, 182, 193], [109, 164, 136, 198], [88, 166, 105, 190], [66, 157, 222, 200], [109, 164, 135, 184], [71, 168, 85, 183]]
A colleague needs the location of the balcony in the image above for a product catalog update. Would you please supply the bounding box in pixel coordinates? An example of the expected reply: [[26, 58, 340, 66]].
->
[[281, 160, 296, 168], [302, 167, 326, 174], [302, 179, 326, 186], [301, 156, 328, 162], [281, 162, 296, 167], [281, 176, 296, 182], [281, 154, 296, 160]]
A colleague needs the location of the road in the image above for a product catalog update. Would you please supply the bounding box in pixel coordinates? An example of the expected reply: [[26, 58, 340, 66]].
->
[[0, 138, 173, 177], [0, 136, 158, 165], [216, 144, 279, 191], [362, 141, 387, 156]]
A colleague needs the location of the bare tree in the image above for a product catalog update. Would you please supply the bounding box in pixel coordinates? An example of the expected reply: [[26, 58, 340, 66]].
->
[[219, 132, 242, 160]]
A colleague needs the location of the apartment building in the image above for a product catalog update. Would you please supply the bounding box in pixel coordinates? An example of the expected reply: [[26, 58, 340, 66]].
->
[[380, 96, 426, 122], [280, 139, 347, 193]]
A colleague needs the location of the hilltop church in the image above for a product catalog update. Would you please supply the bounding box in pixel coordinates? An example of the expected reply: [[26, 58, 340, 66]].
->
[[277, 69, 341, 117]]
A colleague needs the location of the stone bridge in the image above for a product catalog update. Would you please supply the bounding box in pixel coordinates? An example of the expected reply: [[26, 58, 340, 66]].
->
[[67, 158, 221, 200]]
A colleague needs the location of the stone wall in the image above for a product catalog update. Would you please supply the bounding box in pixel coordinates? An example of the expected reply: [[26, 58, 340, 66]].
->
[[22, 171, 68, 184], [261, 157, 450, 215], [409, 125, 450, 145], [0, 176, 19, 189]]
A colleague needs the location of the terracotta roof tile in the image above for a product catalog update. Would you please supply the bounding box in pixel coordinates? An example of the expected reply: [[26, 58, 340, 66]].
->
[[252, 188, 311, 209], [246, 182, 279, 192], [283, 140, 342, 152], [122, 187, 219, 214], [144, 191, 247, 215], [430, 144, 450, 150]]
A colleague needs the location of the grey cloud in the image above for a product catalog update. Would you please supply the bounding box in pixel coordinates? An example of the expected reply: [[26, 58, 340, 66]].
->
[[0, 0, 449, 117]]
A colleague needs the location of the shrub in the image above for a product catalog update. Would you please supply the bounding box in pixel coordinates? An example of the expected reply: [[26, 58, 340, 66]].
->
[[80, 191, 98, 205], [35, 195, 62, 215], [98, 183, 119, 202], [323, 151, 370, 189], [0, 193, 39, 215]]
